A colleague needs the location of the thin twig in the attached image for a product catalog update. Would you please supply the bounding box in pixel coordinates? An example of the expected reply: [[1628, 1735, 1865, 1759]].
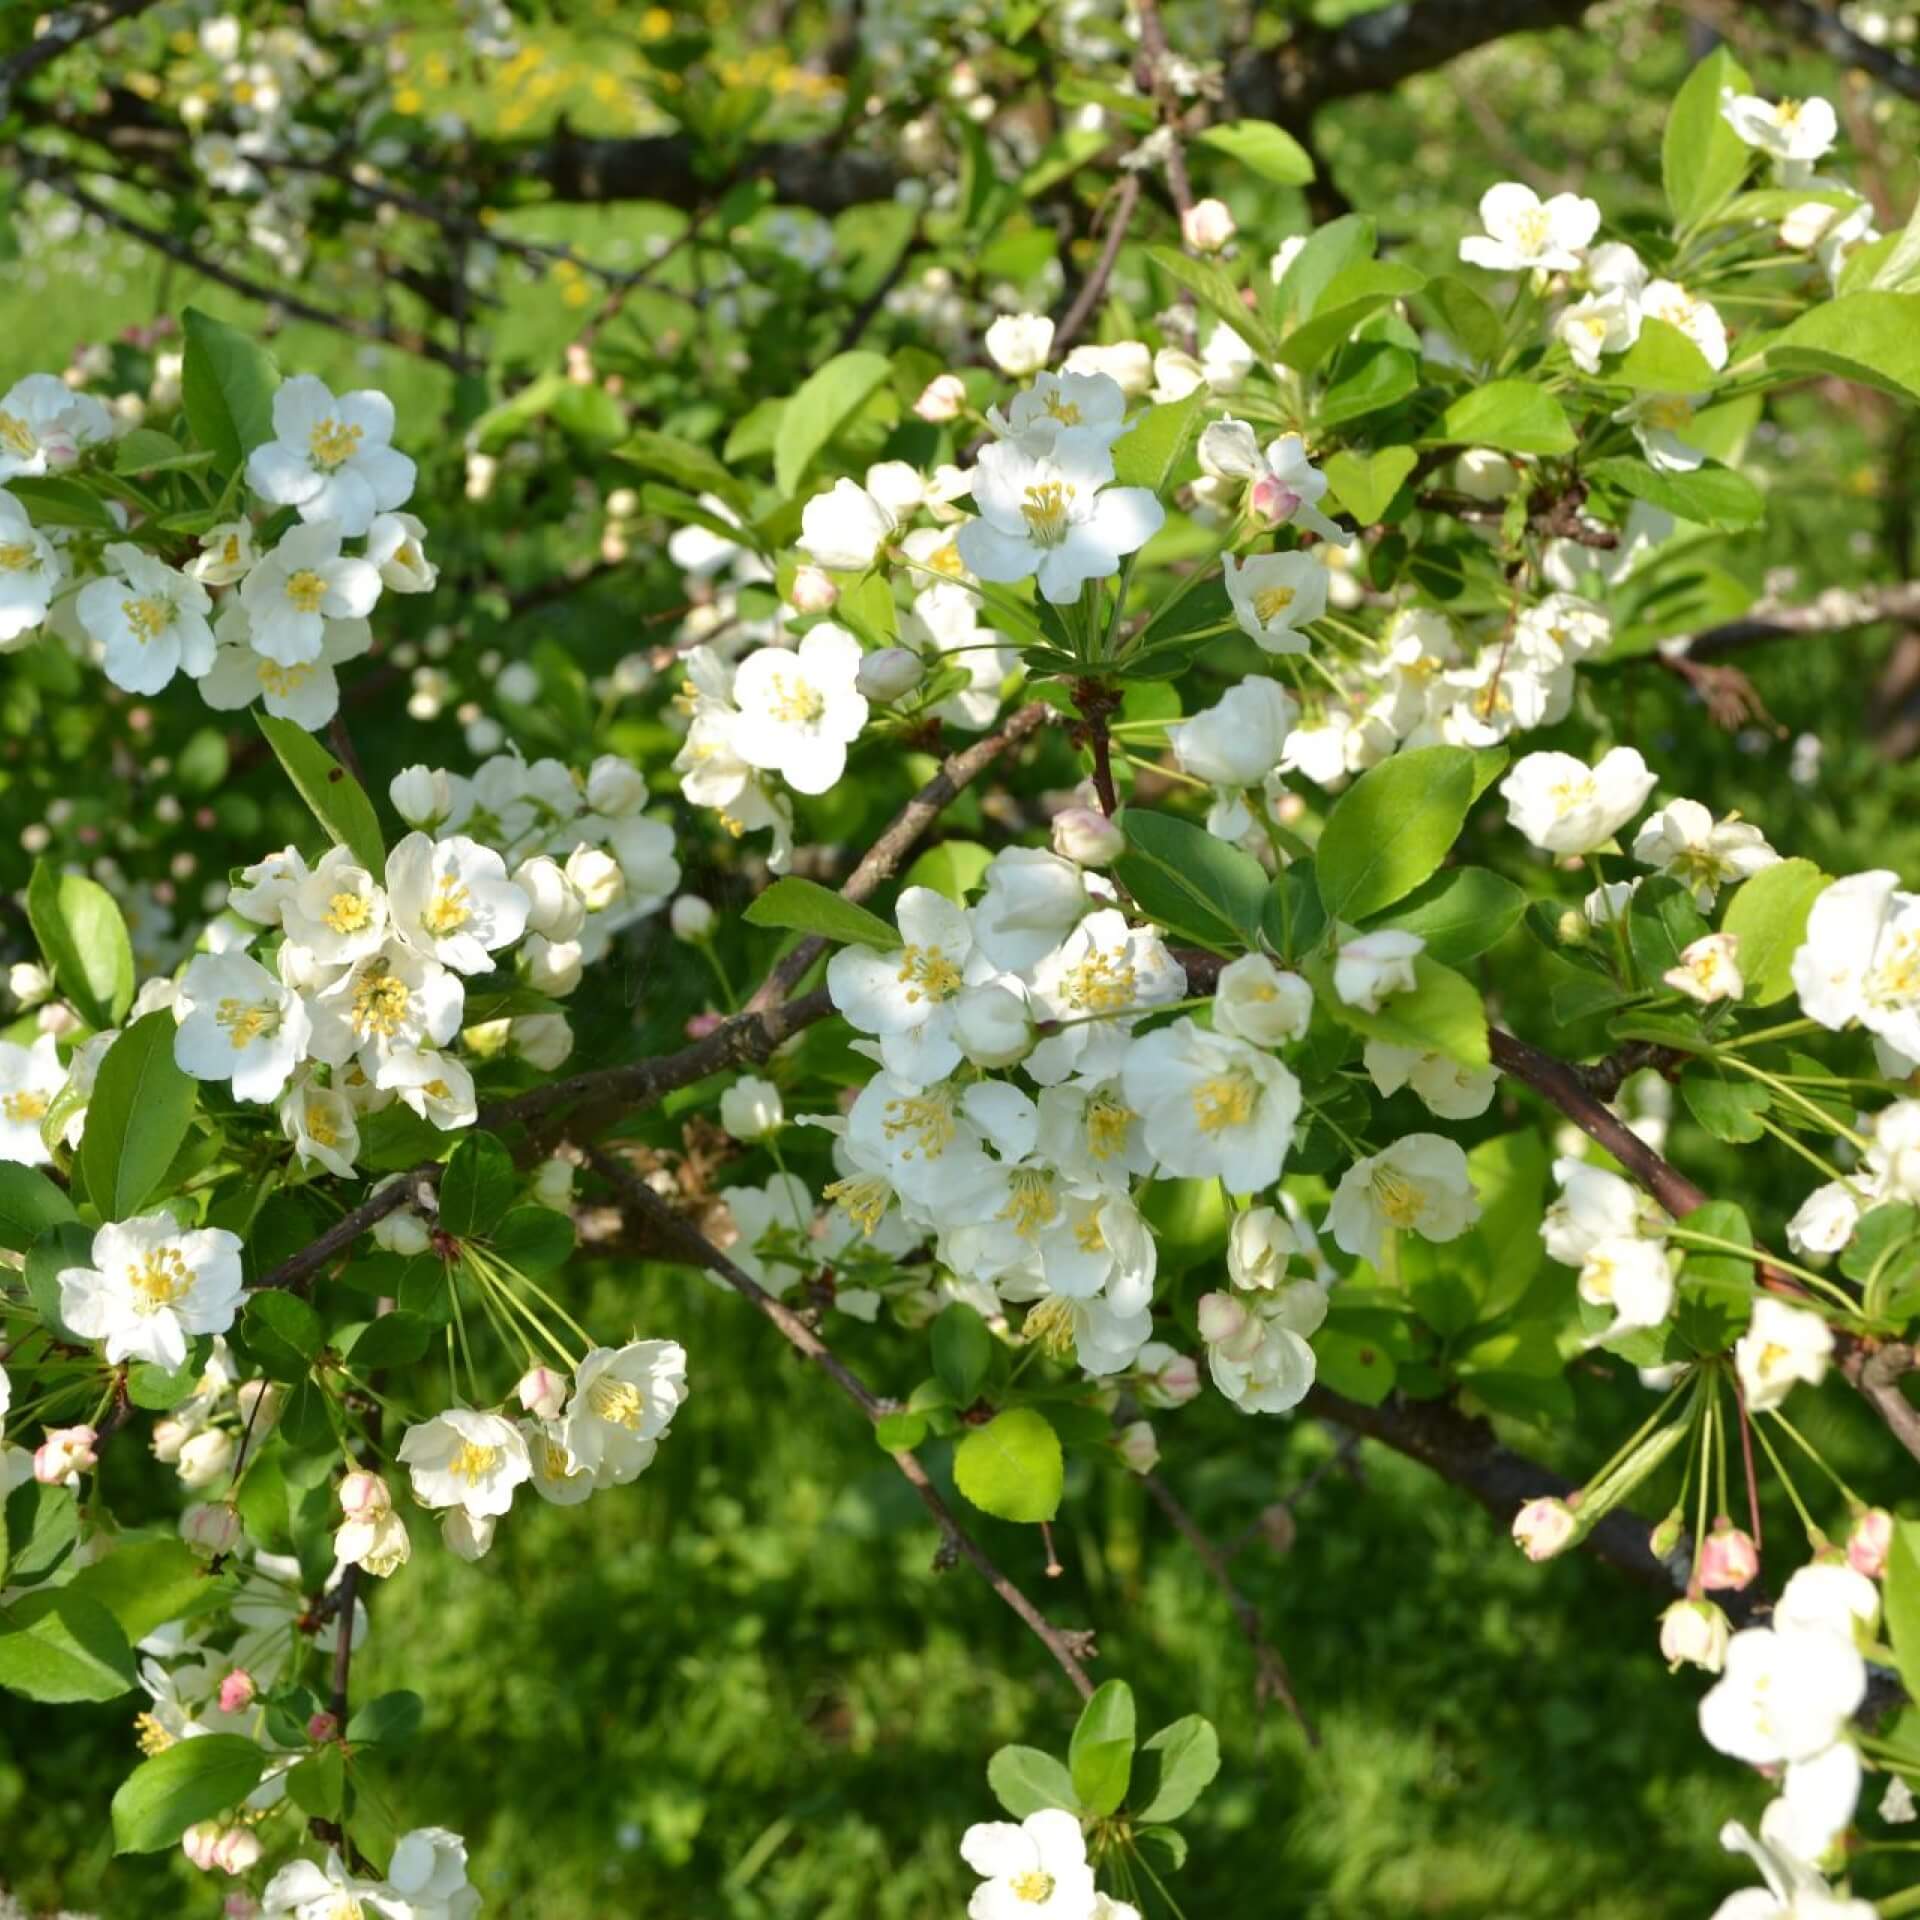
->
[[586, 1147, 1098, 1700], [0, 0, 159, 114], [1053, 174, 1142, 356]]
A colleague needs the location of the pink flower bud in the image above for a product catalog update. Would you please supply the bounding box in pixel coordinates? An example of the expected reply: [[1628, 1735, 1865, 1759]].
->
[[1248, 473, 1305, 528], [1698, 1519, 1760, 1592], [1181, 197, 1237, 254], [1196, 1291, 1249, 1346], [1512, 1496, 1577, 1561], [212, 1827, 261, 1875], [306, 1711, 339, 1743], [225, 1897, 261, 1920], [789, 565, 840, 614], [517, 1367, 567, 1422], [1848, 1507, 1894, 1580], [183, 1822, 223, 1871], [685, 1011, 725, 1040], [1145, 1353, 1202, 1408], [1659, 1598, 1731, 1673], [217, 1669, 255, 1715], [1116, 1420, 1160, 1475], [34, 1424, 98, 1483], [914, 373, 968, 423], [180, 1502, 244, 1556], [1050, 806, 1126, 868], [338, 1471, 391, 1519]]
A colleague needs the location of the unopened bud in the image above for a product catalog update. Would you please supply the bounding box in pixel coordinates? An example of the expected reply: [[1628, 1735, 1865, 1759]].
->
[[180, 1502, 243, 1556], [531, 1156, 574, 1212], [1648, 1507, 1685, 1560], [1511, 1496, 1577, 1562], [669, 894, 715, 941], [236, 1379, 283, 1435], [218, 1669, 256, 1714], [212, 1828, 261, 1875], [1848, 1507, 1894, 1580], [1181, 196, 1237, 254], [524, 934, 584, 996], [390, 764, 455, 828], [34, 1424, 98, 1483], [1141, 1351, 1201, 1409], [789, 564, 840, 613], [7, 960, 51, 1007], [176, 1428, 236, 1489], [513, 855, 586, 941], [952, 982, 1034, 1068], [915, 373, 968, 422], [373, 1206, 432, 1257], [719, 1073, 784, 1140], [1698, 1518, 1760, 1592], [151, 1416, 194, 1464], [183, 1822, 224, 1872], [1248, 472, 1305, 528], [1659, 1598, 1731, 1673], [1050, 806, 1125, 867], [584, 753, 648, 817], [517, 1367, 568, 1421], [564, 846, 623, 913], [510, 1012, 574, 1072], [1196, 1291, 1250, 1346], [306, 1711, 339, 1743], [1116, 1420, 1160, 1475], [855, 647, 926, 703], [339, 1470, 391, 1519]]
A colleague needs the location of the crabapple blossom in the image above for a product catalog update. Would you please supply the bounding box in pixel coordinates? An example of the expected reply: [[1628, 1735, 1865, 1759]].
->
[[1122, 1018, 1301, 1192], [1459, 181, 1601, 272], [77, 544, 216, 695], [1736, 1299, 1834, 1411], [398, 1409, 532, 1519], [58, 1213, 245, 1371], [730, 624, 869, 794], [1328, 1134, 1480, 1264], [246, 374, 416, 536], [1500, 746, 1657, 854]]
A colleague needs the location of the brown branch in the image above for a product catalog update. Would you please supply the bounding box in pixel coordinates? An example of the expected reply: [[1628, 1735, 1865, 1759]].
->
[[1133, 0, 1198, 234], [1747, 0, 1920, 102], [1682, 581, 1920, 660], [1053, 175, 1142, 356], [745, 698, 1052, 1013], [328, 1562, 360, 1725], [585, 1147, 1098, 1700], [254, 1167, 441, 1294], [1140, 1471, 1319, 1741], [1843, 1341, 1920, 1462], [0, 0, 159, 110]]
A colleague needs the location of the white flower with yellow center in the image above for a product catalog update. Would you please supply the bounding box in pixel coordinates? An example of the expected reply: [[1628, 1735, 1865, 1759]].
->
[[1792, 870, 1920, 1061], [173, 949, 311, 1102], [1699, 1622, 1865, 1768], [398, 1408, 531, 1519], [246, 374, 417, 537], [798, 477, 896, 572], [1666, 931, 1746, 1004], [1577, 1234, 1676, 1340], [1025, 909, 1187, 1086], [238, 519, 382, 667], [57, 1211, 244, 1370], [0, 1032, 63, 1166], [958, 426, 1164, 605], [228, 845, 310, 928], [280, 845, 390, 968], [1720, 88, 1839, 166], [365, 510, 438, 592], [1362, 1041, 1496, 1119], [1122, 1017, 1301, 1193], [382, 1047, 478, 1130], [1514, 591, 1613, 667], [197, 596, 371, 730], [0, 373, 111, 482], [277, 1069, 360, 1178], [386, 831, 531, 976], [987, 370, 1130, 453], [1640, 279, 1730, 372], [1500, 745, 1656, 854], [260, 1849, 408, 1920], [1633, 799, 1779, 910], [729, 624, 870, 796], [1613, 391, 1710, 473], [844, 1071, 994, 1217], [960, 1808, 1098, 1920], [828, 885, 988, 1086], [1034, 1079, 1156, 1191], [0, 487, 64, 648], [303, 938, 464, 1082], [1459, 181, 1601, 273], [1542, 1156, 1670, 1264], [1735, 1298, 1834, 1413], [902, 580, 1017, 732], [185, 518, 256, 586], [75, 543, 215, 696], [1556, 289, 1641, 374], [1215, 954, 1314, 1048], [1223, 550, 1328, 654], [1327, 1132, 1479, 1265], [561, 1339, 688, 1487]]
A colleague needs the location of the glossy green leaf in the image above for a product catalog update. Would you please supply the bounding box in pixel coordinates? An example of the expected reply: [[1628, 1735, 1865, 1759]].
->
[[1720, 858, 1828, 1005], [1316, 746, 1481, 924], [744, 876, 897, 949], [1432, 382, 1575, 456], [78, 1013, 198, 1220], [952, 1408, 1063, 1523], [181, 306, 280, 474], [0, 1164, 76, 1255], [255, 714, 386, 874], [774, 350, 891, 498], [1114, 807, 1266, 951], [111, 1733, 266, 1853], [1662, 47, 1753, 227], [0, 1589, 136, 1704], [1193, 119, 1315, 184], [26, 859, 135, 1029], [987, 1744, 1080, 1817]]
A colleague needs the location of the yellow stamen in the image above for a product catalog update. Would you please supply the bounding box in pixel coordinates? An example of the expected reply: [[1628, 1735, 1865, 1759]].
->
[[128, 1247, 192, 1314], [422, 878, 472, 935], [3, 1089, 48, 1124], [215, 996, 279, 1050], [308, 416, 365, 469], [324, 891, 373, 934], [1191, 1071, 1257, 1134], [997, 1168, 1058, 1239], [350, 962, 410, 1040], [587, 1375, 647, 1429], [122, 596, 174, 644], [449, 1440, 500, 1484], [1062, 948, 1136, 1014], [825, 1173, 891, 1235], [1019, 481, 1074, 547], [284, 568, 329, 614], [895, 943, 962, 1005]]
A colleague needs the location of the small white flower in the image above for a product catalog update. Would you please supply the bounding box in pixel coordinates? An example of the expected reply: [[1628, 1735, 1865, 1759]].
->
[[1182, 196, 1236, 252], [1121, 1017, 1301, 1192], [0, 1032, 64, 1165], [1332, 929, 1424, 1012], [1720, 89, 1839, 165], [984, 312, 1056, 376], [386, 832, 531, 975], [280, 845, 389, 967], [365, 511, 438, 592], [76, 543, 216, 696], [184, 519, 256, 586], [1024, 910, 1186, 1085], [1196, 422, 1349, 544], [1362, 1041, 1496, 1119], [1542, 1156, 1668, 1264], [1665, 931, 1745, 1004], [0, 488, 64, 647], [957, 428, 1163, 605], [173, 950, 311, 1102], [827, 886, 984, 1085], [1223, 551, 1328, 653], [1170, 677, 1298, 836], [972, 847, 1090, 973], [1699, 1622, 1865, 1765], [1327, 1133, 1480, 1264], [1201, 1283, 1326, 1414], [561, 1340, 688, 1486], [1791, 870, 1920, 1060], [1613, 392, 1710, 473], [58, 1211, 245, 1370], [1227, 1201, 1325, 1291], [0, 374, 111, 481], [1556, 290, 1641, 373], [1500, 745, 1657, 854], [260, 1850, 400, 1920], [246, 373, 416, 536], [239, 520, 382, 666], [730, 625, 870, 794], [798, 477, 895, 572], [987, 371, 1131, 454], [197, 599, 370, 730], [1459, 181, 1601, 273], [1632, 799, 1778, 908], [1735, 1297, 1833, 1411], [397, 1408, 531, 1518], [1640, 279, 1730, 372], [720, 1074, 783, 1140], [278, 1071, 360, 1178], [304, 940, 465, 1082], [960, 1807, 1097, 1919], [1577, 1234, 1675, 1340], [1214, 954, 1313, 1047]]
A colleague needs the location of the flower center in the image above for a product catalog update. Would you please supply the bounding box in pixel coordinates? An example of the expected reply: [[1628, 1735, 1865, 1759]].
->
[[0, 540, 38, 571], [129, 1247, 192, 1314], [324, 890, 373, 934], [122, 595, 175, 643], [305, 1101, 339, 1147], [0, 411, 37, 457], [1073, 1210, 1107, 1252], [422, 878, 472, 935], [769, 673, 825, 725], [133, 1711, 176, 1755], [895, 943, 962, 1004], [1369, 1164, 1427, 1228], [3, 1089, 48, 1124], [1085, 1092, 1134, 1161], [449, 1440, 500, 1484], [1191, 1070, 1258, 1134], [926, 540, 964, 577], [1549, 774, 1597, 813], [216, 995, 281, 1049], [882, 1091, 957, 1161], [1010, 1870, 1057, 1903], [1645, 397, 1695, 433], [998, 1167, 1059, 1239], [1868, 933, 1920, 1006], [1023, 1296, 1075, 1358], [285, 568, 329, 614], [1020, 480, 1075, 547], [308, 416, 365, 469], [587, 1375, 647, 1428], [350, 962, 411, 1040], [258, 659, 312, 696], [1252, 585, 1297, 624], [1042, 392, 1081, 424], [825, 1173, 891, 1235], [1062, 947, 1136, 1014], [1514, 207, 1552, 253]]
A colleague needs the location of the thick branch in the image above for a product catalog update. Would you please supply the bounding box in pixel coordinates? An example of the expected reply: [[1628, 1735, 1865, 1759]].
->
[[1681, 580, 1920, 660], [585, 1147, 1098, 1700]]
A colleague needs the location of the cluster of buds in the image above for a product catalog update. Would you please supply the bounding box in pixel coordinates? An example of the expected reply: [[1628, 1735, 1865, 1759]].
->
[[334, 1471, 411, 1577]]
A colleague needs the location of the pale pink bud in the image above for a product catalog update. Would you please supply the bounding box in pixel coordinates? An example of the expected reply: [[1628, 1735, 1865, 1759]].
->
[[226, 1897, 261, 1920], [1659, 1598, 1731, 1673], [1848, 1507, 1894, 1580], [914, 373, 968, 422], [180, 1502, 243, 1556], [339, 1470, 391, 1518], [517, 1367, 568, 1421], [1512, 1496, 1577, 1561], [1248, 473, 1305, 528], [212, 1827, 262, 1875], [307, 1711, 339, 1743], [789, 564, 840, 614], [1196, 1291, 1249, 1346], [1116, 1420, 1160, 1475], [669, 895, 715, 941], [217, 1669, 255, 1714], [34, 1424, 98, 1483], [1698, 1519, 1760, 1592], [183, 1821, 223, 1871], [1143, 1352, 1202, 1409], [1181, 197, 1237, 254], [236, 1379, 283, 1433], [1050, 806, 1125, 868]]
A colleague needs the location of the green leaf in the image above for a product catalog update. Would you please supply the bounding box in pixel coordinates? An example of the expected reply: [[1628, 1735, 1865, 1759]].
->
[[1316, 745, 1481, 924], [255, 714, 386, 874], [1324, 446, 1417, 525], [1605, 317, 1719, 394], [111, 1733, 266, 1853], [343, 1310, 435, 1371], [1584, 455, 1762, 531], [1628, 877, 1711, 982], [1275, 215, 1375, 324], [488, 1206, 575, 1276], [901, 840, 994, 905], [873, 1409, 929, 1451], [1421, 275, 1504, 366], [1681, 1073, 1770, 1144], [0, 1589, 136, 1703], [1114, 808, 1267, 950], [1887, 1519, 1920, 1704], [127, 1361, 200, 1410], [1432, 382, 1575, 456], [773, 350, 892, 498], [0, 1164, 76, 1254], [1274, 260, 1426, 374], [285, 1745, 346, 1821], [347, 1689, 425, 1748], [1720, 858, 1828, 1006], [1312, 953, 1489, 1068], [1365, 866, 1526, 965], [1133, 1714, 1221, 1823], [67, 1539, 215, 1641], [1768, 293, 1920, 407], [26, 1220, 93, 1346], [1662, 47, 1754, 228], [930, 1302, 994, 1405], [244, 1289, 325, 1377], [79, 1013, 198, 1220], [181, 307, 280, 475], [743, 876, 898, 949], [614, 426, 753, 518], [439, 1130, 515, 1239], [2, 1480, 78, 1587], [1110, 392, 1206, 492], [1069, 1679, 1136, 1817], [1193, 119, 1315, 184], [987, 1744, 1080, 1818], [952, 1408, 1064, 1523], [1145, 246, 1284, 363], [26, 859, 135, 1028], [1311, 1323, 1398, 1405]]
